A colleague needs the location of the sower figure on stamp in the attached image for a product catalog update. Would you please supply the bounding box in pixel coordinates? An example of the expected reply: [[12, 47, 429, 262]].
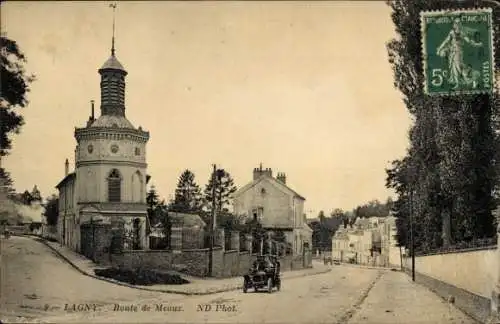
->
[[437, 18, 483, 89]]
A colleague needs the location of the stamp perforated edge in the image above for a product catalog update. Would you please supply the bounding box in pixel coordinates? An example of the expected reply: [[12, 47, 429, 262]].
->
[[420, 7, 495, 96]]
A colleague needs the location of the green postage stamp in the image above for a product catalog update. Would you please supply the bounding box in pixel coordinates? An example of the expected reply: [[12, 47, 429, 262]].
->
[[421, 8, 494, 96]]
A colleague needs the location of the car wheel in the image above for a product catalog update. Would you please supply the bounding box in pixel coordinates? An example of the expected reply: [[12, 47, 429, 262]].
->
[[267, 278, 273, 293], [243, 285, 247, 293], [276, 280, 281, 291]]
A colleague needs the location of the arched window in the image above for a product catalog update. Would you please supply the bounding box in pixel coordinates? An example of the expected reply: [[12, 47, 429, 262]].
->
[[108, 169, 121, 202], [131, 171, 143, 202]]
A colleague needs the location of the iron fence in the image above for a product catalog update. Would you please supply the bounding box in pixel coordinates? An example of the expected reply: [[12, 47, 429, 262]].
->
[[415, 236, 497, 256]]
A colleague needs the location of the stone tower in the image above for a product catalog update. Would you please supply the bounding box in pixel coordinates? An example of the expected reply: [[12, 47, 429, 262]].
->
[[73, 28, 150, 251]]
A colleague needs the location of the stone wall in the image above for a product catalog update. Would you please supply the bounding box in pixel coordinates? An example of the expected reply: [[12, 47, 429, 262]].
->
[[182, 228, 204, 249], [175, 248, 210, 276], [211, 247, 224, 277], [109, 237, 313, 279], [406, 246, 496, 299], [111, 248, 212, 277], [238, 251, 251, 274], [404, 246, 497, 323], [111, 250, 174, 272], [221, 250, 237, 277]]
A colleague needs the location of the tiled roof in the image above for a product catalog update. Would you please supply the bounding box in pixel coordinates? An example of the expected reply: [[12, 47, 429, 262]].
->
[[90, 115, 135, 129], [55, 172, 76, 189], [100, 54, 126, 71], [234, 174, 305, 200]]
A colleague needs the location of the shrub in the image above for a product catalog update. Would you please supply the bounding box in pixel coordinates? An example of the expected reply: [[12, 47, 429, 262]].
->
[[94, 267, 190, 286]]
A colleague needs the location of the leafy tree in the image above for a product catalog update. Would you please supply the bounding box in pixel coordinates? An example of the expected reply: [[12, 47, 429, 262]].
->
[[43, 194, 59, 226], [146, 185, 170, 246], [353, 199, 392, 218], [169, 169, 203, 214], [20, 190, 34, 206], [386, 0, 498, 252], [1, 36, 35, 157], [0, 167, 14, 195], [204, 168, 237, 215], [330, 208, 345, 218], [146, 185, 167, 226], [31, 185, 42, 203]]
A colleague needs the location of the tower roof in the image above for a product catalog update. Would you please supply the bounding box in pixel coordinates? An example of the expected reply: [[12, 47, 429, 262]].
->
[[99, 54, 126, 72], [89, 115, 134, 128]]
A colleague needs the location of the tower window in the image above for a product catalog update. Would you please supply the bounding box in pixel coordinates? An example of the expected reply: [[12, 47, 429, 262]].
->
[[108, 169, 121, 202], [135, 147, 140, 156]]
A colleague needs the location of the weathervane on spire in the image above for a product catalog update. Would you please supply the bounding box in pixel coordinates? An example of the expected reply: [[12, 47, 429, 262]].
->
[[109, 3, 117, 56]]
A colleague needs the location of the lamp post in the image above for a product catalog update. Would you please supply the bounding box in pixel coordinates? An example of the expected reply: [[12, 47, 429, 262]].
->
[[208, 164, 220, 277]]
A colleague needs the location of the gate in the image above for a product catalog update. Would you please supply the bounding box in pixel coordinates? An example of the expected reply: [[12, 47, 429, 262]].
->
[[80, 224, 94, 261]]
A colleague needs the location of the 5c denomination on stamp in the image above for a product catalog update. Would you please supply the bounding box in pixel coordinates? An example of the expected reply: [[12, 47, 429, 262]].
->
[[421, 8, 494, 96]]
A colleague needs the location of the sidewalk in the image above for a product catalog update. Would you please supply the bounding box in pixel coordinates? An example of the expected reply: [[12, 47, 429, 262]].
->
[[347, 270, 478, 324], [35, 236, 331, 295]]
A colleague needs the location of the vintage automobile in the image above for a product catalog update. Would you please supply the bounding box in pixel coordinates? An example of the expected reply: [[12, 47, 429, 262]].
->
[[243, 255, 281, 293]]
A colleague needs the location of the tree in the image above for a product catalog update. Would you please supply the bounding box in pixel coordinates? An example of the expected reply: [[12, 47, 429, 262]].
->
[[145, 185, 170, 246], [386, 0, 498, 251], [43, 195, 59, 226], [353, 199, 392, 218], [20, 190, 34, 206], [0, 167, 14, 196], [204, 168, 237, 215], [31, 185, 42, 203], [146, 185, 167, 226], [330, 208, 345, 218], [169, 170, 203, 214], [1, 36, 35, 157]]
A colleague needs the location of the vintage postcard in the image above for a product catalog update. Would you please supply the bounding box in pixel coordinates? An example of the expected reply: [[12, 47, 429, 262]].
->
[[0, 1, 498, 324]]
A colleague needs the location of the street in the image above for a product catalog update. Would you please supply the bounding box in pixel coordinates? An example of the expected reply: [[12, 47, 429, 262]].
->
[[1, 236, 476, 323]]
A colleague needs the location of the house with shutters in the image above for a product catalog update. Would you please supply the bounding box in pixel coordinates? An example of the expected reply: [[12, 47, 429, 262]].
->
[[232, 165, 312, 256]]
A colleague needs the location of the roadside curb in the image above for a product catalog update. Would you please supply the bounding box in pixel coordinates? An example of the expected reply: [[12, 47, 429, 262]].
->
[[31, 235, 331, 296], [337, 263, 397, 271]]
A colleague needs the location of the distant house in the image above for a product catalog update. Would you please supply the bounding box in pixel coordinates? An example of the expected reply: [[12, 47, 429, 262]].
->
[[233, 165, 312, 256], [331, 216, 401, 267]]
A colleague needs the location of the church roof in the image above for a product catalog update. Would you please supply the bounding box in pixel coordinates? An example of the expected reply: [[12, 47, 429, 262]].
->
[[90, 115, 135, 129], [99, 54, 126, 71]]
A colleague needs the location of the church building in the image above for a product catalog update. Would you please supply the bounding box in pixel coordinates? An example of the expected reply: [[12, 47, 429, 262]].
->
[[56, 32, 150, 258]]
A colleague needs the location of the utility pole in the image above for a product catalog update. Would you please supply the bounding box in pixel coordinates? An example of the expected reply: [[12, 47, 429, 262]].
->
[[208, 164, 217, 277], [409, 186, 415, 282]]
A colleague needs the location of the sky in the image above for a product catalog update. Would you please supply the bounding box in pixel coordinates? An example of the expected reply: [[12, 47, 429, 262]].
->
[[2, 1, 412, 217]]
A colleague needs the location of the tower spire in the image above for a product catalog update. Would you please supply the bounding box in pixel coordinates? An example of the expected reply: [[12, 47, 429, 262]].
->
[[110, 3, 117, 56]]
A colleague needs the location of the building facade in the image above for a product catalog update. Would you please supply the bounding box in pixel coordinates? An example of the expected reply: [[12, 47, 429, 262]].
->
[[331, 216, 401, 267], [232, 165, 312, 256], [56, 42, 150, 256]]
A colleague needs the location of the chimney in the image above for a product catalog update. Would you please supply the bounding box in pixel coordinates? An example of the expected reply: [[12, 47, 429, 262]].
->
[[91, 100, 95, 121], [277, 172, 286, 184], [65, 159, 69, 176], [253, 167, 261, 181], [253, 163, 264, 180], [264, 168, 272, 178]]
